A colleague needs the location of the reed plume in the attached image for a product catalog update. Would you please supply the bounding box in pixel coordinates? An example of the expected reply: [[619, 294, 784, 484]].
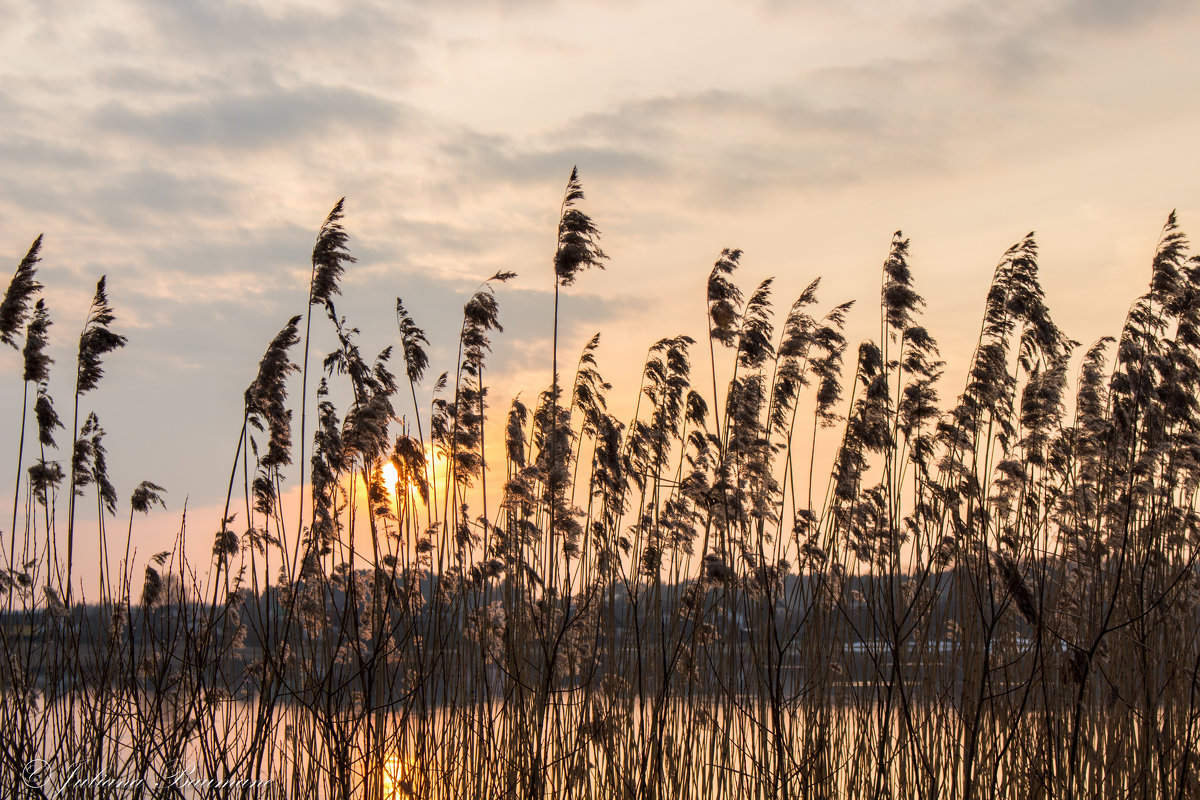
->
[[298, 198, 357, 547], [8, 285, 52, 593], [64, 277, 127, 598], [0, 235, 43, 348], [246, 315, 302, 518]]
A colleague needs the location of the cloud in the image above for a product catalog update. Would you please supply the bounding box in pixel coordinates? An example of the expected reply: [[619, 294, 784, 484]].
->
[[84, 167, 235, 225], [502, 83, 955, 206], [1056, 0, 1197, 30], [439, 127, 667, 188], [122, 0, 423, 65], [92, 82, 406, 151]]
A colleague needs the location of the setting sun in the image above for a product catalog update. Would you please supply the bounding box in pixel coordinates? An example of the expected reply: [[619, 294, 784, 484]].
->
[[382, 461, 401, 495], [370, 449, 445, 509]]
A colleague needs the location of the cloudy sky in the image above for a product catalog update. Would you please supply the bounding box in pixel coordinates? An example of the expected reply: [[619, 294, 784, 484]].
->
[[2, 0, 1199, 590]]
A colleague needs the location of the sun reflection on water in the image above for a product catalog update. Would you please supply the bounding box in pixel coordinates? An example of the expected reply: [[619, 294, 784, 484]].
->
[[381, 753, 421, 800]]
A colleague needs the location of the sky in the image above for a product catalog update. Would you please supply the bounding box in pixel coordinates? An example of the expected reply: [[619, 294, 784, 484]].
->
[[2, 0, 1199, 594]]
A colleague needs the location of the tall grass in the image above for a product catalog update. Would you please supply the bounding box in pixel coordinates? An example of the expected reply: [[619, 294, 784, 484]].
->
[[2, 178, 1200, 800]]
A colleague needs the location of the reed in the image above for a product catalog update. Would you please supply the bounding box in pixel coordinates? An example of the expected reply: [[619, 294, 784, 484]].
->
[[2, 181, 1200, 800]]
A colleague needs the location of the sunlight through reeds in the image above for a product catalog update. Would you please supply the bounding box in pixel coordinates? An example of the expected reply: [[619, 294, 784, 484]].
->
[[3, 176, 1200, 799]]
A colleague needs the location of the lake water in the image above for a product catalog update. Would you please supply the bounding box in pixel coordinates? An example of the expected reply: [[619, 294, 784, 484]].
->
[[11, 685, 1136, 800]]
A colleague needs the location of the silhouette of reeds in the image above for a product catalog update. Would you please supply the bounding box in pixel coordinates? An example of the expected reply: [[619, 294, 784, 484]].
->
[[3, 181, 1200, 800]]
